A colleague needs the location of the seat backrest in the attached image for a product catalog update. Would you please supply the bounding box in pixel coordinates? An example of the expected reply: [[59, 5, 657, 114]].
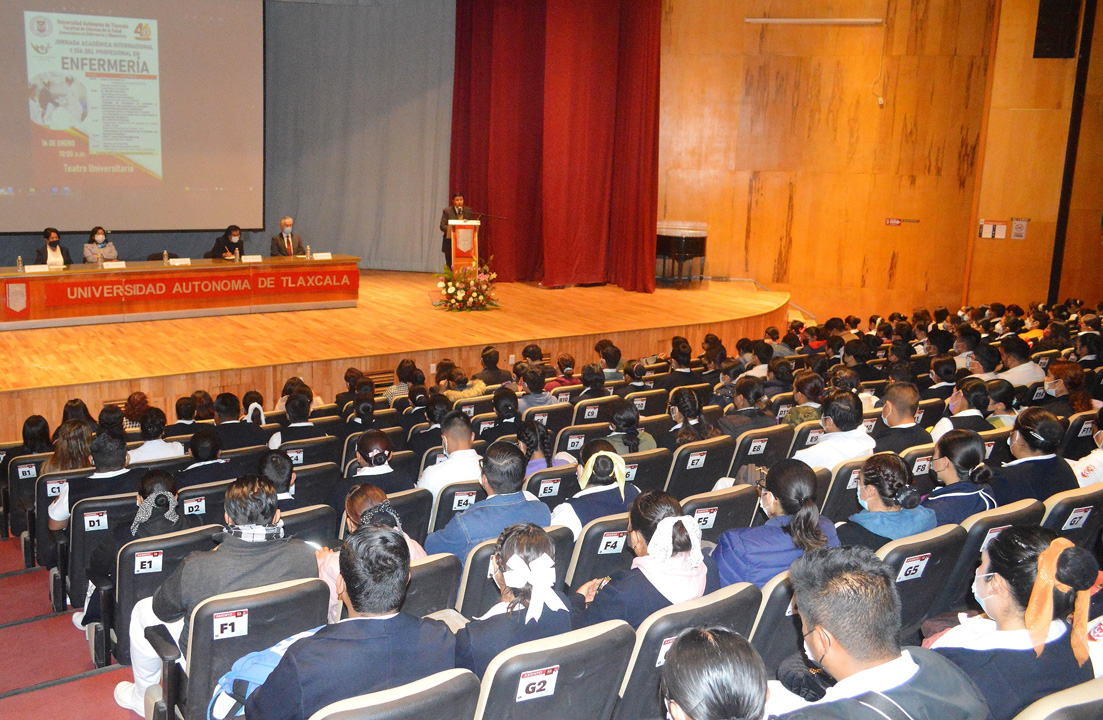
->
[[35, 467, 94, 567], [311, 416, 344, 438], [565, 513, 631, 592], [455, 394, 496, 418], [266, 409, 289, 426], [545, 526, 573, 592], [679, 486, 758, 543], [402, 553, 463, 618], [1042, 484, 1103, 549], [551, 385, 585, 404], [1059, 410, 1097, 461], [522, 403, 574, 439], [623, 389, 668, 417], [613, 583, 763, 720], [420, 446, 445, 475], [748, 571, 799, 676], [876, 525, 969, 638], [178, 480, 233, 528], [7, 450, 59, 529], [1009, 676, 1103, 720], [555, 423, 612, 457], [67, 492, 137, 608], [374, 408, 402, 431], [114, 525, 220, 664], [572, 396, 620, 425], [281, 505, 338, 545], [767, 393, 795, 423], [389, 488, 433, 545], [820, 457, 867, 523], [293, 462, 342, 509], [408, 422, 430, 442], [430, 480, 488, 533], [475, 620, 635, 720], [341, 432, 363, 470], [913, 398, 944, 428], [471, 412, 499, 437], [978, 426, 1014, 466], [898, 443, 937, 481], [130, 454, 194, 476], [457, 538, 500, 618], [729, 424, 795, 477], [684, 384, 713, 408], [221, 444, 268, 468], [310, 403, 340, 419], [930, 500, 1046, 615], [786, 420, 825, 458], [1032, 349, 1061, 370], [387, 450, 418, 486], [280, 435, 341, 467], [310, 668, 481, 720], [638, 413, 674, 439], [663, 435, 736, 500], [525, 464, 581, 511], [620, 448, 673, 494], [184, 578, 330, 720]]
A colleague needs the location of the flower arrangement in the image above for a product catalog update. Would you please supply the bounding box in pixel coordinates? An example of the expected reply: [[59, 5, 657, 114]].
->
[[435, 259, 498, 311]]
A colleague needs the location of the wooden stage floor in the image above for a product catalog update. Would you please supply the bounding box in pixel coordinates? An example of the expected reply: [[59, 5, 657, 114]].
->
[[0, 271, 788, 441]]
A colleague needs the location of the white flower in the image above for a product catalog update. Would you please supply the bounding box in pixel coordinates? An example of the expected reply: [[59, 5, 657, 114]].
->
[[457, 290, 465, 299], [437, 281, 445, 288], [446, 286, 454, 294]]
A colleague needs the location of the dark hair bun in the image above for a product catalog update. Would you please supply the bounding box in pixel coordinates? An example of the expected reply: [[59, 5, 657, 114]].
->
[[370, 451, 389, 467], [591, 453, 615, 480], [895, 485, 920, 510], [154, 494, 169, 508], [969, 464, 993, 485], [1057, 545, 1100, 593]]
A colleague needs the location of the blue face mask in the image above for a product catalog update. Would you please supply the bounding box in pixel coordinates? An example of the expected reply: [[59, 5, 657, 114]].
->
[[857, 486, 869, 511]]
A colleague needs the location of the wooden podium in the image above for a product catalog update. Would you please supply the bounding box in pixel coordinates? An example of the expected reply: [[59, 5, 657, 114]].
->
[[448, 219, 480, 269]]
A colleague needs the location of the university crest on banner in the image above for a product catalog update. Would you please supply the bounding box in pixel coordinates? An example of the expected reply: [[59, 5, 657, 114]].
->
[[7, 282, 27, 314]]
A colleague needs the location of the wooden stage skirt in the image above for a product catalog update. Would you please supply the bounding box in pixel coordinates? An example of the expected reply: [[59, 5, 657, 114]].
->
[[0, 271, 789, 441]]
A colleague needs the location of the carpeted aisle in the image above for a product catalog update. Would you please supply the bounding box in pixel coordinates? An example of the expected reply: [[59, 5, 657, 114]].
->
[[0, 666, 134, 719]]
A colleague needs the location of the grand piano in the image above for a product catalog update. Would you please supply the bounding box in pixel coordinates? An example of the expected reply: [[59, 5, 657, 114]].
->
[[656, 221, 707, 283]]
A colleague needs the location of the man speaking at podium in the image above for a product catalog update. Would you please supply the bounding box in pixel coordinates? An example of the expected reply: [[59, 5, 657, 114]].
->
[[439, 193, 473, 267], [270, 216, 305, 257]]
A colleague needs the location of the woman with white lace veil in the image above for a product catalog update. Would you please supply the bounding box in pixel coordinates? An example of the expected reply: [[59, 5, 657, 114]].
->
[[571, 490, 719, 629], [454, 523, 573, 676]]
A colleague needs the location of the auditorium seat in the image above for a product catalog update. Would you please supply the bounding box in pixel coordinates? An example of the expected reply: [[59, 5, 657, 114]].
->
[[897, 443, 937, 495], [819, 457, 868, 523], [930, 499, 1045, 615], [407, 422, 430, 443], [310, 669, 480, 720], [419, 446, 444, 475], [912, 398, 944, 427], [147, 578, 329, 720], [978, 426, 1014, 465], [471, 413, 498, 438], [728, 424, 795, 478], [564, 512, 634, 593], [623, 389, 668, 417], [32, 466, 95, 570], [342, 431, 364, 470], [553, 423, 611, 456], [178, 479, 233, 528], [572, 396, 619, 425], [402, 554, 463, 618], [1009, 676, 1103, 720], [454, 395, 495, 418], [310, 403, 340, 418], [662, 435, 736, 501], [278, 434, 341, 467], [456, 538, 503, 619], [522, 403, 574, 439], [679, 485, 758, 543], [473, 620, 635, 720], [8, 450, 54, 539], [637, 413, 674, 440], [524, 463, 580, 511], [388, 487, 433, 546], [291, 462, 342, 509], [620, 448, 673, 494], [429, 480, 487, 533], [1059, 410, 1097, 461], [551, 385, 585, 404], [1041, 484, 1103, 549], [613, 582, 762, 720], [281, 504, 337, 546], [787, 420, 824, 458], [876, 525, 968, 639], [58, 492, 139, 614], [747, 571, 799, 676], [766, 392, 795, 424], [374, 408, 403, 431], [220, 443, 269, 468]]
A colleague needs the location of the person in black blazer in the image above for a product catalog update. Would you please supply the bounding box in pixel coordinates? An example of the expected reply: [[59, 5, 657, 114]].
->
[[717, 377, 776, 440], [244, 525, 456, 720], [34, 227, 72, 266], [455, 524, 573, 677], [268, 393, 327, 449], [408, 394, 450, 460], [208, 224, 244, 260], [870, 382, 932, 454], [989, 407, 1078, 504], [162, 397, 198, 440], [439, 193, 475, 266], [653, 342, 703, 392], [175, 428, 247, 489], [843, 339, 885, 383], [213, 392, 269, 450], [270, 216, 305, 257], [920, 355, 958, 401]]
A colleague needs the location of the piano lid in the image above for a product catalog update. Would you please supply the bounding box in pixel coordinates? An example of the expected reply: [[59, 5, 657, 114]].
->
[[656, 220, 708, 237]]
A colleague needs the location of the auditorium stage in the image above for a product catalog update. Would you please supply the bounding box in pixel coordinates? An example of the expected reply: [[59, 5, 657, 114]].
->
[[0, 271, 789, 441]]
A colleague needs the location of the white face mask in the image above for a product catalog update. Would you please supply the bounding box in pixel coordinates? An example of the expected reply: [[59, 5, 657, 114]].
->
[[972, 572, 995, 612], [283, 227, 292, 235], [94, 234, 105, 242], [1044, 380, 1060, 397]]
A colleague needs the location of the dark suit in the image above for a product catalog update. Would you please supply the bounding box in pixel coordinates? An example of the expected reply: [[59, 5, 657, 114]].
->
[[214, 420, 269, 451], [162, 421, 198, 440], [989, 456, 1078, 505], [33, 244, 72, 265], [209, 234, 244, 259], [270, 232, 305, 257], [439, 205, 474, 266], [654, 369, 703, 393], [870, 420, 933, 455], [175, 457, 247, 489], [245, 613, 456, 720]]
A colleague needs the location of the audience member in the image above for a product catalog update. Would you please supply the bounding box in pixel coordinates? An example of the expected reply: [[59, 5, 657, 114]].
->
[[516, 419, 565, 477], [660, 627, 768, 720], [1040, 360, 1098, 418], [384, 359, 419, 406], [242, 390, 266, 424], [114, 477, 318, 715], [408, 394, 450, 459], [473, 345, 512, 385], [244, 525, 453, 720], [163, 396, 197, 438], [997, 336, 1045, 387], [1069, 407, 1103, 487], [518, 366, 558, 413], [932, 527, 1097, 719], [122, 391, 149, 431], [257, 449, 299, 512], [479, 387, 521, 443], [713, 459, 839, 587], [923, 430, 997, 525], [605, 398, 657, 454], [599, 342, 624, 382], [791, 389, 874, 470], [655, 342, 703, 391], [988, 407, 1077, 504], [717, 377, 775, 439], [544, 353, 581, 392], [335, 367, 364, 412], [550, 442, 640, 539], [455, 523, 572, 676], [869, 383, 931, 454], [268, 393, 324, 448], [441, 367, 487, 402], [967, 343, 1001, 380], [416, 411, 481, 501], [571, 491, 717, 629], [763, 358, 795, 398], [214, 392, 269, 450], [1073, 332, 1101, 370], [192, 389, 215, 420], [175, 427, 243, 488], [572, 363, 610, 404], [97, 404, 129, 442], [614, 360, 650, 398], [834, 454, 935, 550], [985, 379, 1018, 428], [785, 370, 825, 428], [921, 355, 958, 400], [48, 432, 138, 531], [41, 418, 93, 476], [930, 377, 992, 443], [424, 441, 550, 563], [128, 408, 185, 464]]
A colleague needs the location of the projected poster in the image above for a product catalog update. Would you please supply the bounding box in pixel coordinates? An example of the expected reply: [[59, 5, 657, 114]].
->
[[25, 11, 162, 187]]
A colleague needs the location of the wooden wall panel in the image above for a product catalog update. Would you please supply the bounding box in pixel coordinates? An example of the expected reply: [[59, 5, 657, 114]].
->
[[659, 0, 995, 320]]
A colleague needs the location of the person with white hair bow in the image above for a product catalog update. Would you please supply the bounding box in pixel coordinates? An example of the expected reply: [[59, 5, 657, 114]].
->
[[571, 490, 719, 629], [454, 524, 573, 677]]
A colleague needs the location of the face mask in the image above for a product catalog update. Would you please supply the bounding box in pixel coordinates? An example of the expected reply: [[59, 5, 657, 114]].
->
[[94, 234, 105, 243], [972, 573, 994, 611], [1044, 380, 1059, 397], [856, 486, 869, 511], [283, 228, 291, 236], [803, 637, 826, 671], [48, 240, 59, 248]]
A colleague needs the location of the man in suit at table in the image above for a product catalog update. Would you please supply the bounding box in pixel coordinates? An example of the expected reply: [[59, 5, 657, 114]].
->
[[270, 216, 305, 257], [439, 193, 474, 267]]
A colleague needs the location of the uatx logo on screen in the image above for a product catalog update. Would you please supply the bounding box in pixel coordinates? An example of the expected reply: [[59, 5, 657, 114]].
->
[[29, 15, 52, 37]]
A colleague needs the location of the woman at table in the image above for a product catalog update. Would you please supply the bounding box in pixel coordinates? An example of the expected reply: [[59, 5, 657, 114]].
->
[[34, 227, 72, 267], [83, 226, 117, 264], [209, 224, 244, 259]]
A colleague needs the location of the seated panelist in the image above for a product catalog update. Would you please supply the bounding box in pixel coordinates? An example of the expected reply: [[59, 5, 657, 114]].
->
[[270, 215, 305, 257], [83, 226, 118, 264], [34, 227, 72, 266], [209, 224, 244, 259]]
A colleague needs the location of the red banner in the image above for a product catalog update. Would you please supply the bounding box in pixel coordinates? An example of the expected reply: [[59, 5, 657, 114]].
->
[[43, 267, 358, 307]]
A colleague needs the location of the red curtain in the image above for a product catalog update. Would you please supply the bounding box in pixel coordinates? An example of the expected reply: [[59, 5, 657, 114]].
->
[[450, 0, 659, 292]]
